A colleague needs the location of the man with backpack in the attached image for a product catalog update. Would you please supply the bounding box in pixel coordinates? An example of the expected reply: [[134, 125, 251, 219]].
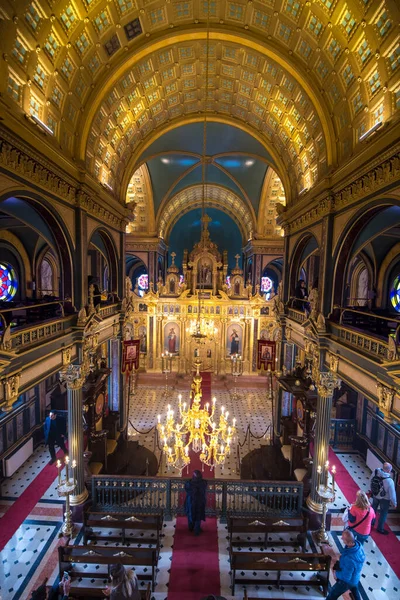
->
[[369, 462, 397, 534]]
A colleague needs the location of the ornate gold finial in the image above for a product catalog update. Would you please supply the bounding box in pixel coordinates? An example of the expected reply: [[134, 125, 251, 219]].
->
[[171, 252, 176, 265]]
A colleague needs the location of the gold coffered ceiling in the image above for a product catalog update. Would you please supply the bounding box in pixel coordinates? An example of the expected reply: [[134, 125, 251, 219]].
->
[[1, 0, 399, 203]]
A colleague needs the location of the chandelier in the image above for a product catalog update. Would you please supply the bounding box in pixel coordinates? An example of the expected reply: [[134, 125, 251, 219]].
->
[[186, 315, 218, 342], [157, 366, 236, 471]]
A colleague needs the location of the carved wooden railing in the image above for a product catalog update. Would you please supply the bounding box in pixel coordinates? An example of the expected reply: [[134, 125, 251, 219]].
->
[[98, 303, 119, 319], [287, 308, 307, 324], [329, 419, 356, 448], [91, 475, 303, 521], [330, 322, 390, 361]]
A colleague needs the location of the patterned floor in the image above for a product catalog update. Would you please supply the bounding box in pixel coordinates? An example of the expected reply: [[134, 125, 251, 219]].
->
[[0, 381, 399, 600]]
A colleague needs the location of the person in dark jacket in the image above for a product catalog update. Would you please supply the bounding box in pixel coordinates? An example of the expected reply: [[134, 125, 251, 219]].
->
[[44, 410, 67, 464], [30, 575, 70, 599], [184, 469, 207, 535], [326, 529, 365, 600], [102, 563, 140, 599], [294, 279, 308, 310]]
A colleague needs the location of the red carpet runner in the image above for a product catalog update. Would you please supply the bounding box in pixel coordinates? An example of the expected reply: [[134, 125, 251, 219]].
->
[[0, 449, 64, 552], [168, 372, 221, 600], [328, 447, 400, 578]]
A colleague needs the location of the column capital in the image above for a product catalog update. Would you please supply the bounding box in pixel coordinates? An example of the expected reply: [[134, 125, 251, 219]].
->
[[59, 364, 85, 390], [376, 381, 395, 414], [317, 371, 340, 398], [1, 373, 21, 412]]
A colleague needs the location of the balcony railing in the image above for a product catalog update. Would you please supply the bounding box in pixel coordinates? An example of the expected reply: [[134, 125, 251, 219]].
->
[[91, 475, 303, 521]]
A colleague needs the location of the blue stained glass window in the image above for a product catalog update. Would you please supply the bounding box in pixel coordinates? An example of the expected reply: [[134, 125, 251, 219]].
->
[[0, 263, 18, 301], [390, 275, 400, 312]]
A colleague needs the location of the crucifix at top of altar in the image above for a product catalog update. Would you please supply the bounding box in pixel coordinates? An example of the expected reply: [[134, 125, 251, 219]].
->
[[183, 215, 226, 296]]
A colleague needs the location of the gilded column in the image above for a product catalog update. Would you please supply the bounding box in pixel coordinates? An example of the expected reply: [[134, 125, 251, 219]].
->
[[59, 364, 89, 506], [307, 371, 340, 512]]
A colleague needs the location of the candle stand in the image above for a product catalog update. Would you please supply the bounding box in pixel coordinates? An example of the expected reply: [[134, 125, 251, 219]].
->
[[161, 352, 173, 399], [313, 461, 336, 546], [57, 457, 77, 537], [230, 354, 243, 400]]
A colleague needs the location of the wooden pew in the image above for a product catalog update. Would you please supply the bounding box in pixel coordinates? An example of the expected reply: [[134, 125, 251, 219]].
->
[[231, 551, 330, 596], [83, 509, 163, 555], [227, 515, 308, 555], [68, 582, 151, 599], [59, 545, 157, 591]]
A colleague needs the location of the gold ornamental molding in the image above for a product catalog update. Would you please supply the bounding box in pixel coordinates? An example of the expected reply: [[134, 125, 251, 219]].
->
[[376, 381, 396, 415], [1, 373, 21, 412], [59, 363, 86, 390], [279, 147, 400, 235], [0, 132, 127, 231], [317, 371, 341, 399]]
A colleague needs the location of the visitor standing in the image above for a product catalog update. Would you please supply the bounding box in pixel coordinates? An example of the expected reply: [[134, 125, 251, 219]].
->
[[347, 490, 376, 544], [326, 529, 365, 600], [185, 469, 207, 536], [44, 410, 67, 464], [369, 462, 397, 534]]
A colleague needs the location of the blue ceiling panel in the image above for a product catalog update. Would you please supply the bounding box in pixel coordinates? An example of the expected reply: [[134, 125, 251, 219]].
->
[[214, 156, 268, 212], [147, 155, 200, 212], [168, 208, 242, 271]]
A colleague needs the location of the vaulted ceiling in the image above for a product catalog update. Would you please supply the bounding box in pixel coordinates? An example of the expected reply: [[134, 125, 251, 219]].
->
[[1, 0, 399, 213]]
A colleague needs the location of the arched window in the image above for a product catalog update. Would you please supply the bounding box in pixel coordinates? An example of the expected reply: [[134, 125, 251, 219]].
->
[[390, 275, 400, 312], [40, 258, 54, 296], [0, 263, 18, 301]]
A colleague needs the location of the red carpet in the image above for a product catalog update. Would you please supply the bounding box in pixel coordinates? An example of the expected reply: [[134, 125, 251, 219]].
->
[[168, 372, 221, 600], [0, 449, 64, 552], [328, 447, 400, 578]]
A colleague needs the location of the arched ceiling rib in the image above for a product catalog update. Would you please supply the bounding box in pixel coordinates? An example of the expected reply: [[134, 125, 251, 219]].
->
[[1, 0, 399, 201], [157, 184, 254, 243]]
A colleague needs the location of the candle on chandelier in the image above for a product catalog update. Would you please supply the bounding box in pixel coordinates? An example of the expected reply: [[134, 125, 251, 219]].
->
[[221, 406, 225, 415], [225, 411, 229, 419], [220, 444, 224, 454], [205, 402, 209, 411], [233, 418, 236, 427], [56, 459, 62, 485], [183, 402, 186, 410], [212, 397, 216, 404], [157, 414, 161, 424]]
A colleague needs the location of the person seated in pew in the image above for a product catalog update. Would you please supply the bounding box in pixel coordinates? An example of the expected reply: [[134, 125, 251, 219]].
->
[[103, 563, 141, 600]]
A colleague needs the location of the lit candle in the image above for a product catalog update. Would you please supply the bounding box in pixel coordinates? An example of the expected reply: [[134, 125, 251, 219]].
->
[[205, 403, 209, 411], [56, 459, 62, 485], [65, 456, 69, 483], [185, 446, 189, 456], [225, 411, 229, 419], [158, 414, 161, 424], [183, 402, 186, 410], [331, 465, 336, 492], [221, 406, 225, 415], [220, 445, 224, 454], [178, 394, 182, 402], [233, 418, 236, 427], [212, 397, 216, 404]]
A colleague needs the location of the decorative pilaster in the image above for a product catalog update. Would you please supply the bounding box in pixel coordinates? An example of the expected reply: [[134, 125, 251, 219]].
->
[[307, 371, 340, 513], [59, 364, 89, 506]]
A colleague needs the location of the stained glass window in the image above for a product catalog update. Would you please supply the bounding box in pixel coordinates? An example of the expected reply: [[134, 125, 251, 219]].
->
[[261, 276, 273, 292], [0, 263, 18, 301], [137, 274, 148, 290], [390, 275, 400, 312]]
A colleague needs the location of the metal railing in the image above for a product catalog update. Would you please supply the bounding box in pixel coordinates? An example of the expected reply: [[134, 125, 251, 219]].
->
[[0, 300, 66, 329], [329, 419, 356, 449], [338, 308, 400, 338], [91, 475, 303, 521]]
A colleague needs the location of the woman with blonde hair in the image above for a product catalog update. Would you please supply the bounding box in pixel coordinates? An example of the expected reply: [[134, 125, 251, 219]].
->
[[103, 563, 140, 600], [347, 490, 376, 545]]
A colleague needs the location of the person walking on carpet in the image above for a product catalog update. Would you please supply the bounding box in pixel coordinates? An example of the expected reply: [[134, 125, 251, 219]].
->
[[326, 529, 365, 600], [43, 410, 67, 464], [185, 469, 207, 536], [369, 461, 397, 534], [347, 490, 376, 545]]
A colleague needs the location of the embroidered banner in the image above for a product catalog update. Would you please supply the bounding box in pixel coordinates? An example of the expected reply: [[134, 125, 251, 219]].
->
[[121, 339, 140, 374]]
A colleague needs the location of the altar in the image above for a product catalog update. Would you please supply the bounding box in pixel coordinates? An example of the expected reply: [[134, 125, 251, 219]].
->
[[124, 218, 280, 375]]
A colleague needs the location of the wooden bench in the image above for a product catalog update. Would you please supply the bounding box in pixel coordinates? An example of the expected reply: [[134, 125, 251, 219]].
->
[[68, 582, 151, 599], [231, 551, 330, 596], [59, 544, 158, 591], [227, 515, 308, 555], [83, 509, 163, 555]]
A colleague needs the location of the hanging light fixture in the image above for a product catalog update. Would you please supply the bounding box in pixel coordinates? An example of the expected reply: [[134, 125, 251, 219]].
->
[[186, 4, 217, 345], [157, 364, 236, 471]]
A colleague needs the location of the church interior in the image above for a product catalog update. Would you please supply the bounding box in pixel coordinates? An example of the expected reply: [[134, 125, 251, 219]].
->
[[0, 0, 399, 599]]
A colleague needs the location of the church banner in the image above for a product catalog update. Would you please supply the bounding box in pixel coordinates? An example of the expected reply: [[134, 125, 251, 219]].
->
[[257, 340, 276, 371], [122, 339, 140, 374]]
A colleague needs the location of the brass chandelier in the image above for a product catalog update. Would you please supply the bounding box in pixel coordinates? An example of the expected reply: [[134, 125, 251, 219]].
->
[[157, 366, 236, 471]]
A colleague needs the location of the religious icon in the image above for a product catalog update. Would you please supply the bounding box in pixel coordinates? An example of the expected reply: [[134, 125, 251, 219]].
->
[[138, 325, 147, 353], [164, 322, 180, 354], [207, 349, 212, 358], [169, 278, 175, 294], [226, 324, 242, 356], [126, 345, 137, 360]]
